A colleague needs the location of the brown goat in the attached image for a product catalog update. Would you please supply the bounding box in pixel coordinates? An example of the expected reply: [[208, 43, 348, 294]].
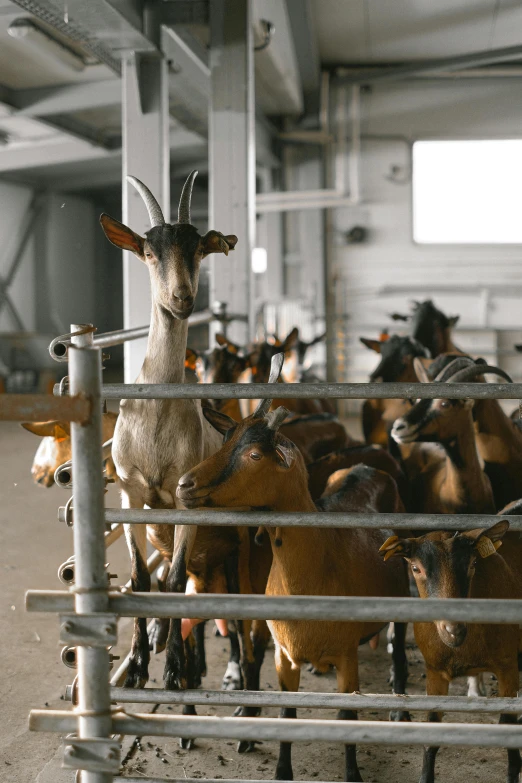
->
[[381, 520, 522, 783], [307, 443, 407, 503], [391, 356, 497, 515], [22, 412, 118, 487], [177, 357, 410, 782]]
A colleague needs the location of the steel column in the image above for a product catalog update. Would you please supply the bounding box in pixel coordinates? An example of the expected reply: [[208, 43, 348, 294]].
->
[[122, 51, 169, 382], [69, 325, 112, 783], [209, 0, 255, 344]]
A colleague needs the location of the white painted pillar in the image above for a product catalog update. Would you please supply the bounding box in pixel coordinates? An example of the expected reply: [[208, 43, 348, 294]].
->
[[122, 52, 169, 382], [209, 0, 255, 345]]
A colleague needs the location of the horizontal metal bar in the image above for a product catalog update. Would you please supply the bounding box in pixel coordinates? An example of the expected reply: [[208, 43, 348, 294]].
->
[[103, 508, 522, 531], [116, 779, 335, 783], [28, 711, 522, 748], [0, 394, 91, 423], [100, 382, 522, 400], [109, 687, 522, 714], [93, 325, 149, 348], [25, 592, 522, 624]]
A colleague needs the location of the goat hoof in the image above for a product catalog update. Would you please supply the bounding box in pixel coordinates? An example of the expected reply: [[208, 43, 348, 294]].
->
[[275, 765, 293, 780], [222, 661, 243, 691], [179, 737, 195, 750], [234, 706, 262, 718], [148, 619, 169, 654], [163, 666, 186, 691], [123, 659, 148, 689], [237, 740, 259, 753], [390, 709, 411, 722]]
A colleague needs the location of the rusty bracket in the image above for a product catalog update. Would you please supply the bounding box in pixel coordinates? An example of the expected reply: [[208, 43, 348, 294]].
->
[[62, 736, 121, 773], [59, 614, 118, 647]]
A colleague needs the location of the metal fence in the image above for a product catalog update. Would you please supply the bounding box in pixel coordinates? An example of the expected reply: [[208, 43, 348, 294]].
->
[[6, 323, 522, 782]]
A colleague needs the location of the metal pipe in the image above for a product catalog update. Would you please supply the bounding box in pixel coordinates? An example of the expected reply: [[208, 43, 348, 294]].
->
[[109, 687, 522, 714], [69, 326, 112, 783], [104, 524, 124, 548], [28, 711, 522, 748], [100, 381, 522, 400], [26, 592, 522, 624], [116, 779, 337, 783], [335, 44, 522, 85], [0, 394, 90, 422], [101, 508, 522, 531]]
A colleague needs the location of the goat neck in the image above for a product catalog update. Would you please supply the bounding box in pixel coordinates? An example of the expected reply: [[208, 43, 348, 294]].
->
[[138, 300, 188, 385], [440, 410, 494, 513]]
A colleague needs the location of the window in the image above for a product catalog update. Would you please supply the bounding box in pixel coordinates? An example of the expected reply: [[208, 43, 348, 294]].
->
[[413, 139, 522, 244]]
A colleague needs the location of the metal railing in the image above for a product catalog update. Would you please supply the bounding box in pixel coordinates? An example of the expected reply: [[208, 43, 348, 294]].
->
[[5, 323, 522, 781]]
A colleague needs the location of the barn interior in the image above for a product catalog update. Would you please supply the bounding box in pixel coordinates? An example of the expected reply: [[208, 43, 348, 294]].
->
[[2, 2, 522, 783]]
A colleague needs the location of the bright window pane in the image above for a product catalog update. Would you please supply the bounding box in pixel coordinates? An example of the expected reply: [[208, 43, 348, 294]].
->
[[413, 139, 522, 244]]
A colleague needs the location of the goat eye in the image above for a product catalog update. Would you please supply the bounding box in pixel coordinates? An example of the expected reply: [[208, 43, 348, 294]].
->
[[145, 252, 152, 259], [411, 564, 420, 574], [440, 400, 450, 408], [250, 452, 262, 461]]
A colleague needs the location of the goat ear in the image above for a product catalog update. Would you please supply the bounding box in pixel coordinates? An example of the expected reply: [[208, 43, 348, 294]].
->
[[202, 406, 237, 435], [282, 327, 299, 352], [275, 442, 295, 469], [379, 535, 413, 561], [100, 214, 144, 257], [200, 231, 238, 257], [309, 332, 326, 347], [216, 333, 241, 355], [389, 312, 410, 322], [21, 421, 70, 439], [360, 337, 382, 353], [463, 520, 509, 557], [413, 357, 430, 384], [448, 315, 460, 327], [185, 348, 198, 372]]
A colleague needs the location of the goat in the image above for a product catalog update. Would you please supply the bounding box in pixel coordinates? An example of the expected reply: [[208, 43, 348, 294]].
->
[[390, 355, 504, 515], [360, 334, 430, 448], [441, 357, 522, 510], [190, 336, 350, 463], [177, 355, 410, 782], [307, 443, 407, 503], [99, 171, 237, 693], [389, 299, 460, 358], [22, 412, 118, 487], [381, 520, 522, 783]]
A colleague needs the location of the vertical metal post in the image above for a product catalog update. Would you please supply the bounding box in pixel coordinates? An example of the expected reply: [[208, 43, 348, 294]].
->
[[122, 51, 170, 382], [70, 325, 112, 783], [209, 0, 255, 345]]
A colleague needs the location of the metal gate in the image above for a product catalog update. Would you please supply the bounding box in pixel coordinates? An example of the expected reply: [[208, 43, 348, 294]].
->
[[5, 323, 522, 783]]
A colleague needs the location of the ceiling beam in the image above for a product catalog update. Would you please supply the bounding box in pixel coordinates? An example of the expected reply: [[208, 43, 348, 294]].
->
[[336, 44, 522, 85], [285, 0, 320, 117], [15, 79, 122, 117]]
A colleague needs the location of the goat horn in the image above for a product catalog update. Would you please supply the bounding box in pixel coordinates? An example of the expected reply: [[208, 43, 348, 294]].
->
[[253, 352, 285, 418], [447, 363, 513, 384], [433, 356, 475, 383], [178, 170, 198, 224], [127, 176, 165, 227], [266, 406, 290, 430]]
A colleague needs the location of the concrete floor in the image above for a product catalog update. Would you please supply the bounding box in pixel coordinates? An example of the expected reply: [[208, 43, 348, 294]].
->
[[0, 420, 518, 783]]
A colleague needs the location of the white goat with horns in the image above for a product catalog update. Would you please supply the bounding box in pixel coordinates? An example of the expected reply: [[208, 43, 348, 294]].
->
[[100, 171, 237, 691]]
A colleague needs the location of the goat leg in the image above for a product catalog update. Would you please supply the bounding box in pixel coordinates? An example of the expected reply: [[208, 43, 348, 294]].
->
[[193, 620, 207, 687], [496, 667, 521, 783], [123, 521, 150, 689], [275, 646, 300, 781], [179, 632, 198, 750], [337, 656, 363, 782], [148, 559, 170, 654], [389, 621, 410, 722], [222, 551, 244, 692], [163, 523, 198, 690], [419, 668, 448, 783]]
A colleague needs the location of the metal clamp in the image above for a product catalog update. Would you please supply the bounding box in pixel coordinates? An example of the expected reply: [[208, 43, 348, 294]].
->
[[59, 614, 118, 647], [53, 375, 70, 396], [62, 737, 121, 773], [49, 325, 96, 363], [59, 496, 74, 527], [58, 557, 75, 585], [55, 460, 73, 489]]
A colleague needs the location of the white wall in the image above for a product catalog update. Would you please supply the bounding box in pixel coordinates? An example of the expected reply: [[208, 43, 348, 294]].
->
[[330, 80, 522, 387]]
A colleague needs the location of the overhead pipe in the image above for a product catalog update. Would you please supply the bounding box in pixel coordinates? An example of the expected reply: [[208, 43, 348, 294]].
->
[[256, 76, 361, 212]]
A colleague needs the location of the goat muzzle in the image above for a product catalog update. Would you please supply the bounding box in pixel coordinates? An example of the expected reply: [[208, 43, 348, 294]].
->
[[391, 418, 417, 444]]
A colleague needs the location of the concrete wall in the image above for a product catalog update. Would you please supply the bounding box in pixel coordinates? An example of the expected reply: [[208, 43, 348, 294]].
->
[[329, 80, 522, 387], [0, 181, 36, 333]]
